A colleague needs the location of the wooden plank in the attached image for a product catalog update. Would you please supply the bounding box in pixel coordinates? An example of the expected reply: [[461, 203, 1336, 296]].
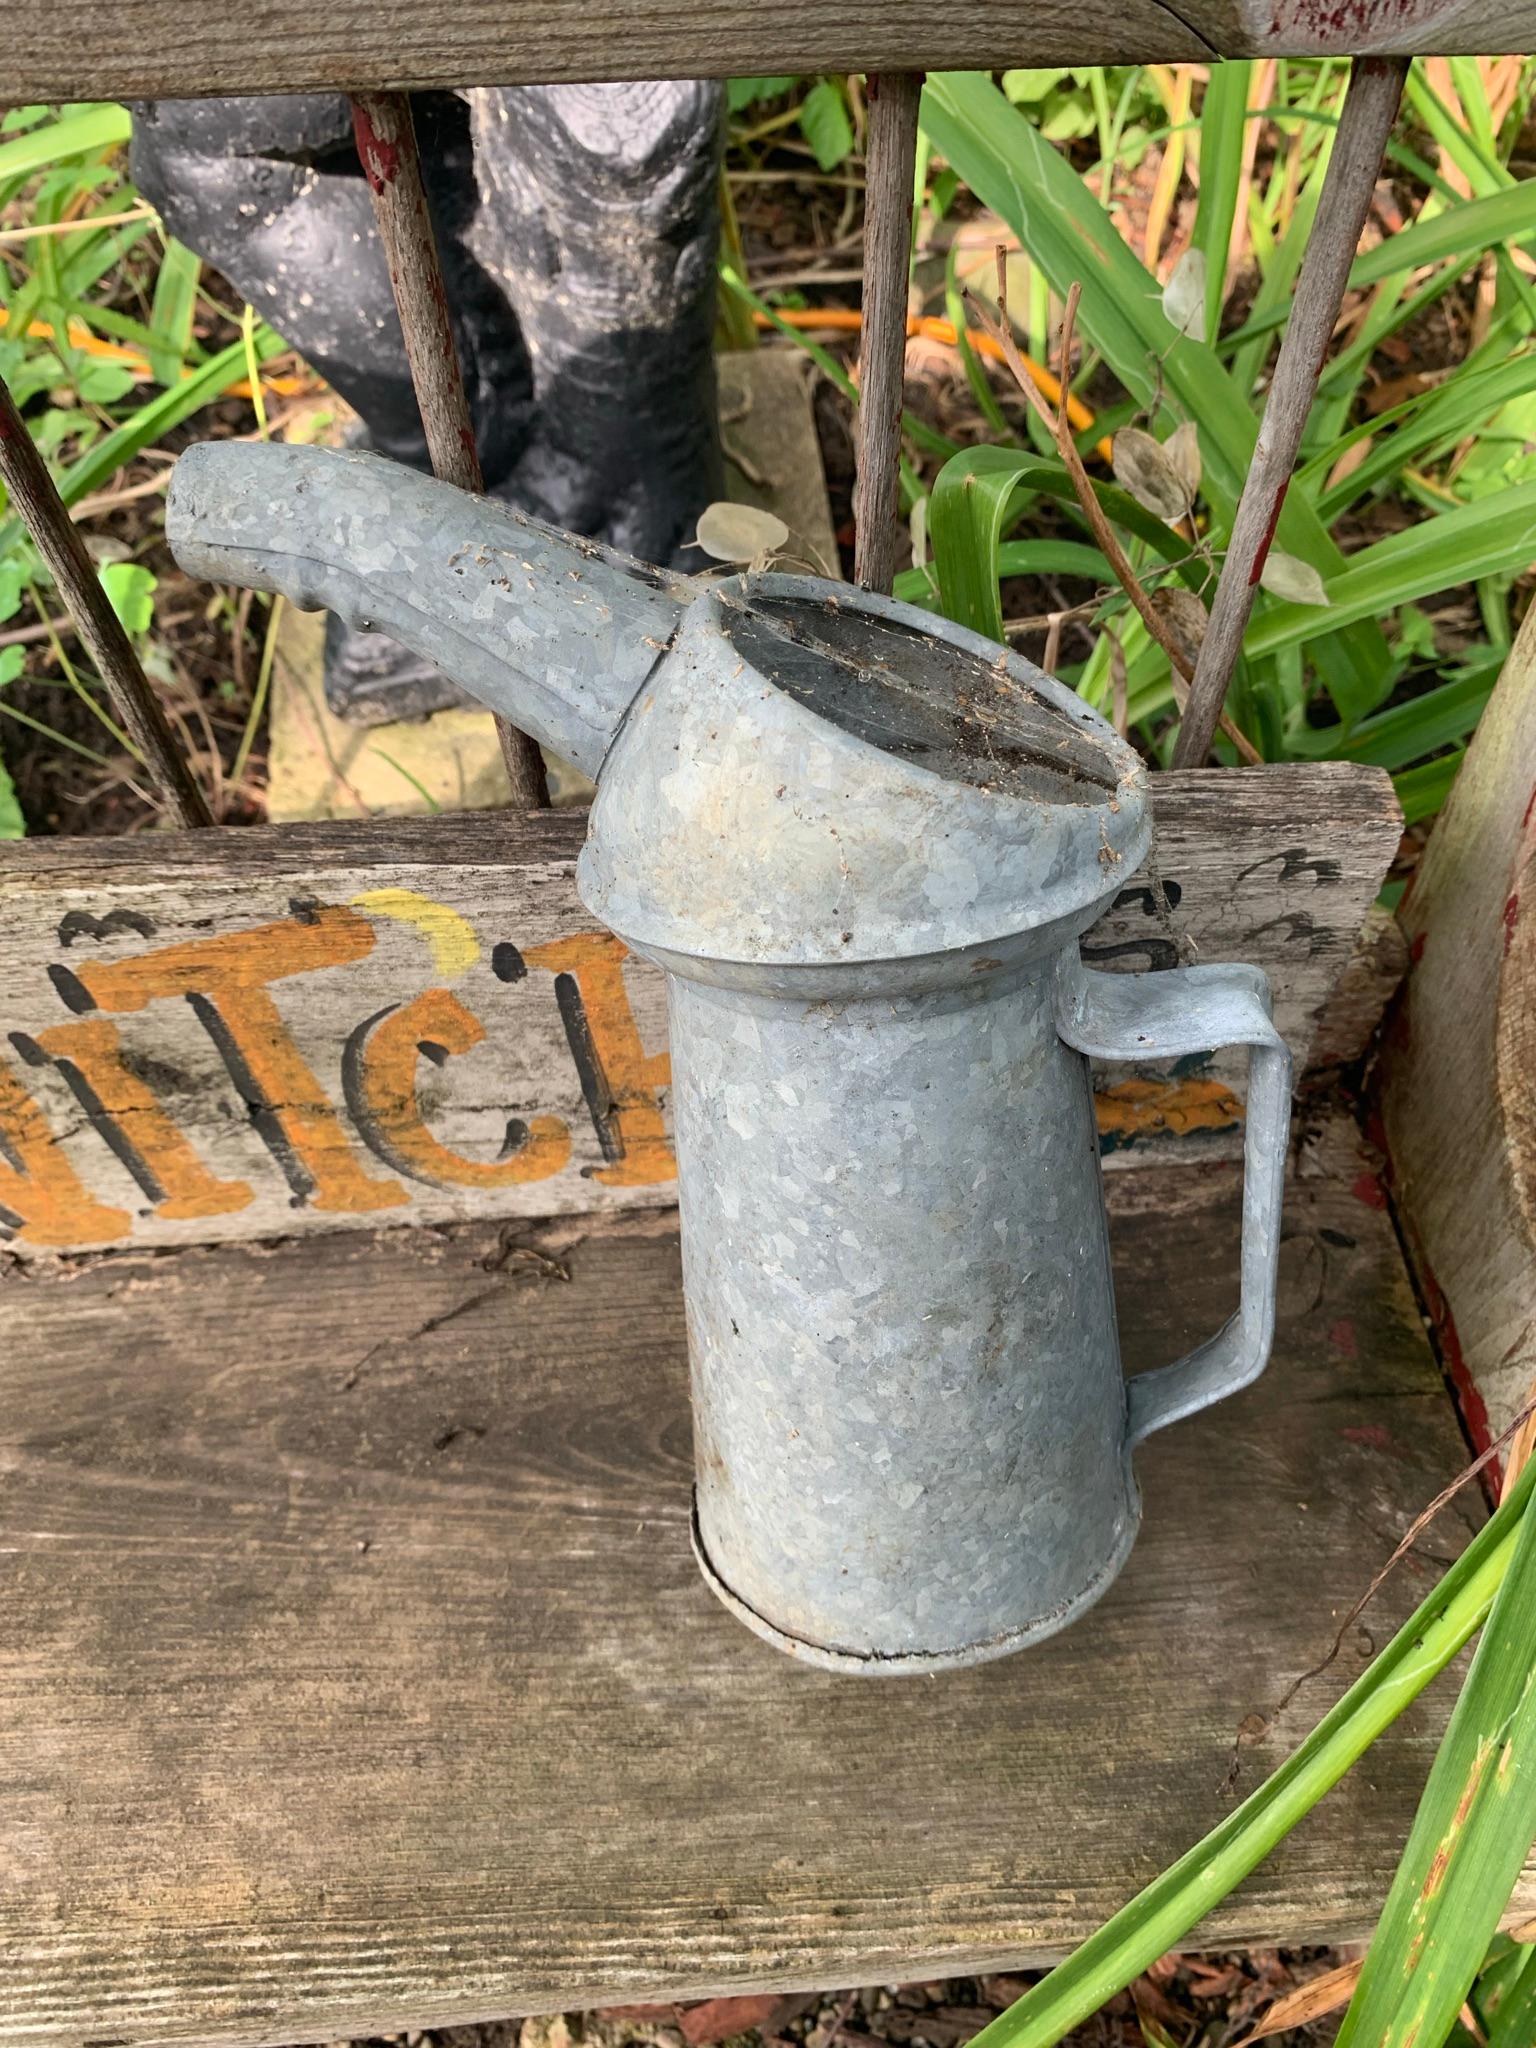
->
[[10, 0, 1536, 101], [1381, 604, 1536, 1452], [0, 1115, 1515, 2048], [0, 765, 1400, 1257]]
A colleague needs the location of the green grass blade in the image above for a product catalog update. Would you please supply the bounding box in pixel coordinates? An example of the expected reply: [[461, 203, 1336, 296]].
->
[[931, 448, 1045, 637], [0, 742, 23, 838], [1403, 61, 1511, 198], [1243, 481, 1536, 662], [1290, 667, 1495, 771], [1191, 63, 1251, 344], [895, 539, 1107, 610], [146, 239, 203, 389], [1305, 350, 1536, 520], [1487, 1944, 1536, 2048], [919, 70, 1390, 715], [1352, 179, 1536, 286], [1335, 1471, 1536, 2048], [1394, 749, 1466, 824], [0, 104, 130, 183], [926, 445, 1206, 641], [0, 326, 284, 556], [954, 1461, 1536, 2048]]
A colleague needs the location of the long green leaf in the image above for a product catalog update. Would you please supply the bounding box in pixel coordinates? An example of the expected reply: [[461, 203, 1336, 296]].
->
[[1244, 483, 1536, 660], [0, 741, 23, 839], [1488, 1945, 1536, 2047], [146, 239, 203, 389], [926, 444, 1206, 640], [1356, 179, 1536, 285], [919, 70, 1390, 715], [0, 103, 130, 185], [1305, 351, 1536, 521], [1290, 667, 1495, 772], [1335, 1473, 1536, 2048], [1395, 749, 1465, 824], [1191, 64, 1251, 345], [896, 539, 1107, 611], [952, 1459, 1536, 2048]]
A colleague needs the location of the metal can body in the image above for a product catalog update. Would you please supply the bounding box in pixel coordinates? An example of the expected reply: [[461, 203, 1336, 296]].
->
[[672, 954, 1139, 1674]]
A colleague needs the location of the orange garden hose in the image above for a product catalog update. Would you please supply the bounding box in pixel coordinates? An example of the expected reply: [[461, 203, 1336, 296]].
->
[[0, 307, 312, 402], [751, 306, 1113, 462]]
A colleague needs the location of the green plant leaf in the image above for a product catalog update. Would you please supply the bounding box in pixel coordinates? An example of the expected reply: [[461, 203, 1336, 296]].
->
[[918, 70, 1390, 715], [0, 324, 285, 559], [147, 238, 203, 389], [1191, 63, 1251, 344], [1487, 1944, 1536, 2047], [798, 80, 855, 172], [728, 76, 799, 112], [1243, 482, 1536, 663], [1290, 667, 1495, 772], [0, 739, 22, 839], [1305, 350, 1536, 521], [100, 562, 157, 639], [1394, 749, 1466, 824], [1002, 69, 1068, 104], [926, 445, 1201, 641], [952, 1459, 1536, 2048], [1335, 1469, 1536, 2048], [0, 103, 130, 184]]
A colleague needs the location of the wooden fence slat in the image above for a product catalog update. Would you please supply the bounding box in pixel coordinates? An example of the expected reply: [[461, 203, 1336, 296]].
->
[[0, 764, 1400, 1258], [9, 0, 1536, 102]]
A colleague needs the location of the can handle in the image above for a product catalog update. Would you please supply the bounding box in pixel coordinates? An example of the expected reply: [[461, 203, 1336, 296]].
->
[[1054, 955, 1293, 1446]]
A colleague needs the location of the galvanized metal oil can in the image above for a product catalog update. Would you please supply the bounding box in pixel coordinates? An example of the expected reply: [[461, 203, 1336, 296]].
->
[[169, 442, 1293, 1675]]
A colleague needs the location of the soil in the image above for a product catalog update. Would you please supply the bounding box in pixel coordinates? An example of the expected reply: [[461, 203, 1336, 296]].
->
[[276, 1956, 1354, 2048]]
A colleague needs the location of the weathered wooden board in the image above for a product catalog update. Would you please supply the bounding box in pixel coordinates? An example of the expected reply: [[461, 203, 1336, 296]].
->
[[0, 765, 1400, 1258], [1381, 604, 1536, 1453], [10, 0, 1535, 101], [0, 1115, 1515, 2048]]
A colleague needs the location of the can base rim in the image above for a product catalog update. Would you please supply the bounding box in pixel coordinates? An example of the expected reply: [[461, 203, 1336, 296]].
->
[[689, 1487, 1142, 1677]]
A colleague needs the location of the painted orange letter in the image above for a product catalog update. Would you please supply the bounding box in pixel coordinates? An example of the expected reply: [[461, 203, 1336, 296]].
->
[[68, 906, 406, 1214], [524, 933, 675, 1187], [19, 1017, 253, 1222], [0, 1051, 130, 1247], [343, 987, 570, 1189]]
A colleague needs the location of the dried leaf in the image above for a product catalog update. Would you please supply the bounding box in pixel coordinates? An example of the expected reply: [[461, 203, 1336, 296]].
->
[[1165, 420, 1201, 504], [1162, 246, 1208, 341], [1112, 427, 1192, 522], [1243, 1959, 1363, 2041], [1258, 548, 1332, 607], [1151, 585, 1209, 672], [695, 501, 790, 564]]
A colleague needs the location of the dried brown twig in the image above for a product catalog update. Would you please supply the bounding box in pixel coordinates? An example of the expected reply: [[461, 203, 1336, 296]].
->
[[968, 257, 1262, 766]]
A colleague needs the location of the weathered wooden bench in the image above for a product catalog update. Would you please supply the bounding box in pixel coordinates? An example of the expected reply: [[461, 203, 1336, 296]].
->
[[4, 7, 1536, 2046]]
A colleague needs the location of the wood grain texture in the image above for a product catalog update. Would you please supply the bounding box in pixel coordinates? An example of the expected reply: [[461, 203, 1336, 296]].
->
[[11, 0, 1536, 101], [0, 1114, 1519, 2048], [1381, 605, 1536, 1452], [0, 766, 1401, 1257], [852, 73, 922, 597]]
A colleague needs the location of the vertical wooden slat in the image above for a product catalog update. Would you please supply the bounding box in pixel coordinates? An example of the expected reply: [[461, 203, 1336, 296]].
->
[[350, 90, 550, 809], [0, 370, 214, 829], [1172, 56, 1408, 767], [852, 72, 923, 595]]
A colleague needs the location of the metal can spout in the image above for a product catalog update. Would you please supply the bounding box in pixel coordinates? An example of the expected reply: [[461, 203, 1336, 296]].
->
[[166, 441, 692, 780]]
